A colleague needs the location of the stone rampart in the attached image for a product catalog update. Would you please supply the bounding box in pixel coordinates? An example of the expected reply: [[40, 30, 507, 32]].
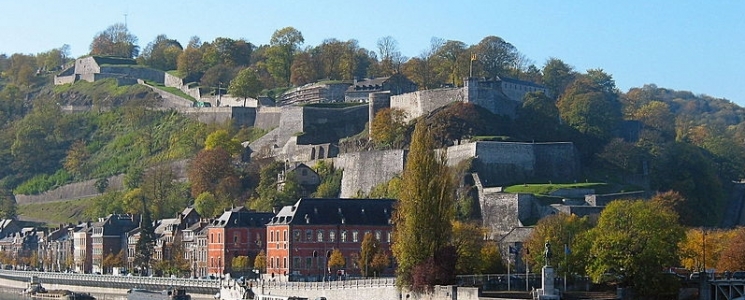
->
[[369, 92, 391, 135], [552, 204, 604, 217], [479, 191, 535, 239], [446, 142, 578, 187], [298, 105, 368, 145], [15, 160, 189, 205], [585, 191, 647, 207], [254, 107, 282, 130], [249, 106, 304, 158], [335, 149, 406, 198], [102, 66, 165, 84], [391, 87, 464, 122], [54, 75, 76, 85], [15, 175, 124, 205], [178, 107, 256, 127], [75, 57, 100, 74]]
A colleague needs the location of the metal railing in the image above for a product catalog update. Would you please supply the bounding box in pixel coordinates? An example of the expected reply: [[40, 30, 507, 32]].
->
[[0, 270, 221, 294]]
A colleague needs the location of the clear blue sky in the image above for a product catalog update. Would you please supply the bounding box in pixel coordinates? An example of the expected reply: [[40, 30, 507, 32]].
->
[[2, 1, 743, 105]]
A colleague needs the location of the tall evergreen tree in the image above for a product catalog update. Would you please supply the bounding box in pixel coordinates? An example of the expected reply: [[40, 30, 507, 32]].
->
[[134, 199, 156, 276], [392, 120, 455, 289]]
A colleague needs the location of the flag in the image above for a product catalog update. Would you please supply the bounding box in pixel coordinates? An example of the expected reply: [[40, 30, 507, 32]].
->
[[509, 245, 517, 254], [564, 244, 571, 255]]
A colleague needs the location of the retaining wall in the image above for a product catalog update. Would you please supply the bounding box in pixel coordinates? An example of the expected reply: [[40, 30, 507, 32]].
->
[[335, 149, 406, 198]]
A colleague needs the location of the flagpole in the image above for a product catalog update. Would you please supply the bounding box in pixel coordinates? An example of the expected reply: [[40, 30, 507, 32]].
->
[[507, 253, 511, 291], [564, 244, 568, 292]]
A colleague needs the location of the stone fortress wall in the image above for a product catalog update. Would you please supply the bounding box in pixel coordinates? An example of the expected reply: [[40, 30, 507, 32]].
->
[[446, 141, 579, 187], [334, 149, 407, 198], [391, 87, 465, 122]]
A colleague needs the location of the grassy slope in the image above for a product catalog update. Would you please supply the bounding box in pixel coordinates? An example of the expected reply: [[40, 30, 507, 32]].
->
[[18, 198, 96, 226]]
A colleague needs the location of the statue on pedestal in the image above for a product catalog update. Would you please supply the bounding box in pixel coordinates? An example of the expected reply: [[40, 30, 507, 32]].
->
[[544, 241, 552, 266]]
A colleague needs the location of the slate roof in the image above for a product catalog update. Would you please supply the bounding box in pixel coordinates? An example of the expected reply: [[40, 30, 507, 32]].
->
[[268, 198, 396, 226], [210, 206, 274, 228], [350, 77, 391, 90]]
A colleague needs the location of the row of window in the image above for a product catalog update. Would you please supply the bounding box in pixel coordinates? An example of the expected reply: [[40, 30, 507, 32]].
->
[[270, 229, 391, 244]]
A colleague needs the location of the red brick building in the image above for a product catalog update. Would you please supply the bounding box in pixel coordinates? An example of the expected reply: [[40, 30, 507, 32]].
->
[[265, 198, 395, 281], [206, 207, 273, 277]]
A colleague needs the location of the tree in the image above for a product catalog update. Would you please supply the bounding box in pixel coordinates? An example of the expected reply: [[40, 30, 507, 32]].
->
[[376, 36, 405, 76], [6, 53, 37, 87], [328, 249, 346, 273], [358, 232, 382, 278], [472, 36, 519, 79], [229, 68, 263, 107], [679, 228, 731, 271], [140, 165, 179, 220], [254, 250, 267, 274], [0, 189, 16, 219], [290, 51, 316, 86], [392, 119, 455, 288], [587, 200, 684, 296], [204, 130, 242, 155], [517, 91, 561, 141], [312, 161, 343, 198], [135, 200, 156, 275], [433, 40, 468, 86], [370, 108, 408, 148], [558, 75, 622, 143], [451, 221, 486, 274], [267, 27, 304, 86], [63, 140, 90, 178], [542, 58, 576, 99], [177, 39, 204, 79], [715, 228, 745, 271], [138, 34, 182, 70], [524, 213, 593, 276], [232, 256, 253, 276], [479, 241, 506, 274], [89, 23, 139, 58], [188, 148, 239, 201]]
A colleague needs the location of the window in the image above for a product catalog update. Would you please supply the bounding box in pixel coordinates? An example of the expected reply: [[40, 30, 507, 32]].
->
[[283, 257, 287, 268], [234, 233, 239, 244], [387, 231, 392, 243], [329, 231, 336, 242], [293, 257, 301, 269], [305, 230, 313, 242], [317, 230, 324, 242], [306, 257, 313, 269], [375, 230, 382, 241], [352, 231, 359, 242], [293, 230, 301, 242], [270, 230, 274, 242], [283, 230, 288, 242], [341, 230, 347, 243]]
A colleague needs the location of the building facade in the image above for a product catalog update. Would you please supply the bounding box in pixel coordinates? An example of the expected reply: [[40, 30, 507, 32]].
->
[[206, 207, 273, 277], [265, 198, 395, 281]]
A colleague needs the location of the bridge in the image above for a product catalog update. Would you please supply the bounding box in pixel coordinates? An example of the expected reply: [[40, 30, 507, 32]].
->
[[707, 279, 745, 300], [0, 269, 221, 296]]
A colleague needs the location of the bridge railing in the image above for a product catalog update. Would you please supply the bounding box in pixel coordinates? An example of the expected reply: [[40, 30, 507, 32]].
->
[[260, 277, 396, 290]]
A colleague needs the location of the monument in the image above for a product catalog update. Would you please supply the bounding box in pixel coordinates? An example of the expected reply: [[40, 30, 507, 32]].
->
[[537, 241, 560, 300]]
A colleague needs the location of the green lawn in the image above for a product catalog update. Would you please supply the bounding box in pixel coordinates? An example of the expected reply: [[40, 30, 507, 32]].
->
[[503, 182, 613, 196], [143, 81, 196, 101]]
